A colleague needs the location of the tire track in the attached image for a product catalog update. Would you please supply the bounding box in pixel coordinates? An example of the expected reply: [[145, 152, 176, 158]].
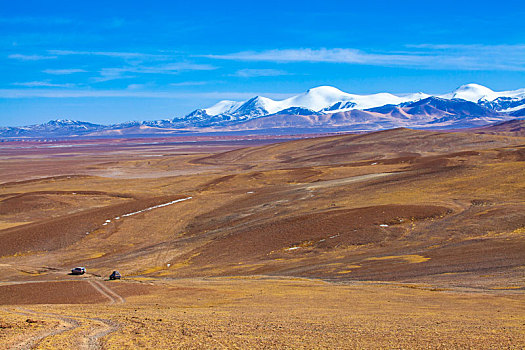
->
[[87, 280, 125, 304], [4, 307, 81, 350], [87, 280, 116, 304], [86, 317, 120, 350], [2, 280, 124, 349], [4, 305, 121, 350], [84, 280, 123, 349]]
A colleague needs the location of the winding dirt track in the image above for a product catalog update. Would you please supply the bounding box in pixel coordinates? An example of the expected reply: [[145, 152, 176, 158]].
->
[[5, 307, 80, 350], [87, 280, 125, 304], [2, 280, 124, 349]]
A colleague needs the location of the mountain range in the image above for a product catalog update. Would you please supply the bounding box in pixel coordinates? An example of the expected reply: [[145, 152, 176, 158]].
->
[[2, 84, 524, 138]]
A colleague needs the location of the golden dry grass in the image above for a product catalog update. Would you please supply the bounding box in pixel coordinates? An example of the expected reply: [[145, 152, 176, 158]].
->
[[0, 129, 524, 348], [1, 278, 524, 349]]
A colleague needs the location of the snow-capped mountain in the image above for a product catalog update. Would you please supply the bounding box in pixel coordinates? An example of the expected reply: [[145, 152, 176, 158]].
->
[[442, 83, 525, 104], [441, 84, 525, 116], [202, 86, 430, 118], [36, 119, 102, 131], [2, 84, 524, 138], [183, 84, 525, 128], [204, 100, 243, 116], [223, 97, 505, 132], [0, 119, 106, 137]]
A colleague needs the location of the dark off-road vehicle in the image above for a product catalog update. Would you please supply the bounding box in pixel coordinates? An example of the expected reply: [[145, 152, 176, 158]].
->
[[109, 270, 121, 280]]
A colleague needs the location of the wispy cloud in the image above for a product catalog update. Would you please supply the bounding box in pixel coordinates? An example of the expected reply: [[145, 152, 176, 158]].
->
[[126, 83, 148, 90], [232, 68, 291, 77], [406, 44, 525, 50], [43, 68, 87, 75], [47, 50, 165, 60], [170, 81, 208, 86], [91, 68, 135, 83], [8, 53, 57, 61], [203, 48, 428, 66], [204, 45, 525, 71], [91, 63, 217, 82], [0, 89, 294, 100], [133, 63, 217, 73], [12, 81, 76, 88], [0, 16, 74, 25]]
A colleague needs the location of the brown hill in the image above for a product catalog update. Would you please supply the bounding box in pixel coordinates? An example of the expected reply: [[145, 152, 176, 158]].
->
[[472, 118, 525, 136], [0, 128, 523, 288], [194, 128, 522, 168]]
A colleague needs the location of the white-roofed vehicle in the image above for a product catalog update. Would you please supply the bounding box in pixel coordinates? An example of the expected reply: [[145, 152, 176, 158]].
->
[[71, 267, 86, 275]]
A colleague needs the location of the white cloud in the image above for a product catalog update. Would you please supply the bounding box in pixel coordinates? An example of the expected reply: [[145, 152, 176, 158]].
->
[[91, 63, 217, 82], [126, 84, 147, 90], [0, 89, 294, 100], [232, 68, 291, 77], [90, 68, 135, 82], [135, 63, 217, 73], [0, 16, 73, 25], [204, 48, 419, 65], [407, 44, 525, 50], [47, 50, 165, 60], [43, 68, 87, 75], [204, 45, 525, 71], [12, 81, 76, 88], [8, 54, 57, 61], [170, 81, 208, 86]]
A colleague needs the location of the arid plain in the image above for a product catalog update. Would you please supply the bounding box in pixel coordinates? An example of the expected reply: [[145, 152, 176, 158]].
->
[[0, 127, 524, 349]]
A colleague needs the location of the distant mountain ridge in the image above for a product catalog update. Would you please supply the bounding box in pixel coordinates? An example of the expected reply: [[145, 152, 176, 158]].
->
[[2, 84, 524, 138]]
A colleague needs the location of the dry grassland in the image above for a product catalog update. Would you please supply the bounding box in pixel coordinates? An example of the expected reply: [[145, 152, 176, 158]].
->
[[0, 129, 524, 348]]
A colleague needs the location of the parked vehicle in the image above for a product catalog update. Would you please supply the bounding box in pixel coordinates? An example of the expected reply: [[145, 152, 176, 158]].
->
[[109, 270, 121, 280], [71, 267, 86, 275]]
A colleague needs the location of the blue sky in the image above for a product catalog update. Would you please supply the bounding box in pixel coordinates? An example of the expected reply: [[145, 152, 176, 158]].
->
[[1, 0, 525, 126]]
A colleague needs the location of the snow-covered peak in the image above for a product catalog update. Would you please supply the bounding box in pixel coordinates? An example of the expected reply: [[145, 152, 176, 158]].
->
[[248, 96, 277, 111], [205, 100, 243, 116], [306, 85, 346, 95], [195, 84, 524, 122], [278, 86, 353, 111], [282, 87, 430, 111], [197, 85, 432, 118], [446, 84, 497, 102], [233, 96, 276, 117], [305, 85, 347, 96], [46, 119, 78, 125], [442, 83, 525, 103]]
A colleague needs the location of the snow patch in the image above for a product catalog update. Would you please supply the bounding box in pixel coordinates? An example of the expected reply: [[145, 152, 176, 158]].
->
[[121, 197, 193, 218]]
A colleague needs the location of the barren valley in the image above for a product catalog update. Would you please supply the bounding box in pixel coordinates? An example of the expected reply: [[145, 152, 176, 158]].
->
[[0, 128, 524, 349]]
